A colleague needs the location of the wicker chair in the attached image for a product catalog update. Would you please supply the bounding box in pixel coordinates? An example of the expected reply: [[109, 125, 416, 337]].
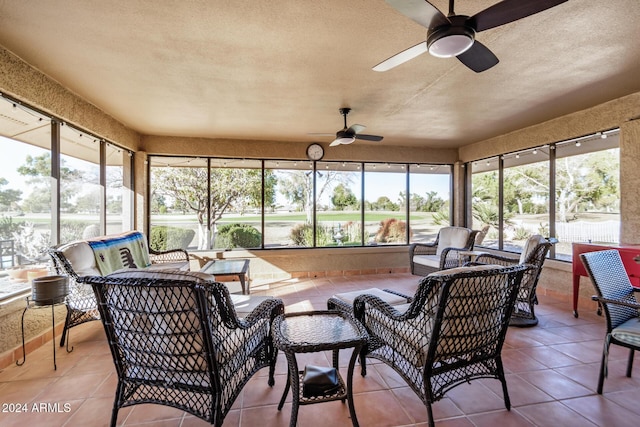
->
[[48, 238, 189, 349], [409, 226, 479, 276], [354, 264, 529, 427], [80, 271, 284, 427], [473, 235, 555, 327], [580, 249, 640, 394]]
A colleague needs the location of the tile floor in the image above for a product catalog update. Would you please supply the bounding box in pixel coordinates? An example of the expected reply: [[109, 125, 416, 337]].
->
[[1, 273, 639, 427]]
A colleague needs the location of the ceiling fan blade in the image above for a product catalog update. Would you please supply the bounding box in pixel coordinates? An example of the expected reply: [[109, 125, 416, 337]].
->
[[329, 138, 343, 147], [373, 41, 428, 72], [456, 41, 499, 73], [470, 0, 568, 32], [349, 124, 366, 134], [385, 0, 449, 30], [355, 134, 384, 142]]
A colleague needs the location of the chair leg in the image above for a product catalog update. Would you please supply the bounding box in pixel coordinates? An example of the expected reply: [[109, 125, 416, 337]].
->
[[59, 306, 72, 347], [496, 358, 511, 410], [626, 349, 635, 378], [425, 401, 435, 427], [597, 351, 607, 394]]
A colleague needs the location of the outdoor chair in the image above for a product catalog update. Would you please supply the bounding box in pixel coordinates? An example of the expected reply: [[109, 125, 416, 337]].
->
[[80, 269, 284, 427], [353, 264, 528, 427], [409, 226, 479, 276], [473, 235, 555, 327], [580, 249, 640, 394], [48, 231, 190, 349]]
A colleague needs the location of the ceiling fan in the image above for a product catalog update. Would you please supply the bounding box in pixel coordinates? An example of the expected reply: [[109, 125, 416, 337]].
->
[[373, 0, 568, 73], [326, 108, 384, 147]]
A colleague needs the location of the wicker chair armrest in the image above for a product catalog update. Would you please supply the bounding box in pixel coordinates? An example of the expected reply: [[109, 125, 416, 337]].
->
[[409, 242, 438, 257], [591, 295, 640, 310], [439, 247, 471, 269], [243, 298, 285, 325], [382, 288, 414, 303], [353, 293, 413, 323], [149, 247, 190, 263], [474, 253, 520, 267], [47, 248, 80, 280]]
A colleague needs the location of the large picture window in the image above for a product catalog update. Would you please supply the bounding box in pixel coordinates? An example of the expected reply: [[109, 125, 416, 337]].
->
[[149, 157, 453, 250], [0, 95, 132, 300], [470, 130, 620, 261]]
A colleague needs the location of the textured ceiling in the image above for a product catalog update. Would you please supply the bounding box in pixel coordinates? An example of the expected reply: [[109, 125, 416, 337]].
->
[[0, 0, 639, 148]]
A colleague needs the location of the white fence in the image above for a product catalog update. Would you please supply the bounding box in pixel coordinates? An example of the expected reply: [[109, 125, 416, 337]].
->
[[554, 220, 619, 243]]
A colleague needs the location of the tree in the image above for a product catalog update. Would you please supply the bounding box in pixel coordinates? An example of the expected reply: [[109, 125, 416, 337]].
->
[[0, 177, 22, 211], [17, 152, 86, 213], [331, 183, 358, 210], [151, 166, 274, 249], [279, 170, 352, 223], [371, 196, 399, 211]]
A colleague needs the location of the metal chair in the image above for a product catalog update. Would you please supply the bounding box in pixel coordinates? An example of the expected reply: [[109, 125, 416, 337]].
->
[[580, 249, 640, 394], [354, 264, 528, 427], [81, 272, 284, 427], [473, 235, 555, 326], [409, 226, 479, 276]]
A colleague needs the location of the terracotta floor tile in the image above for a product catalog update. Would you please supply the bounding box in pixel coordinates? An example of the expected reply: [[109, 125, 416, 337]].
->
[[516, 401, 597, 427], [2, 273, 640, 427], [560, 395, 639, 427]]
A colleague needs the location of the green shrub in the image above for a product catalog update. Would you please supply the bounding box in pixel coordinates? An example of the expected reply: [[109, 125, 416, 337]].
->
[[0, 215, 20, 240], [150, 226, 195, 251], [289, 223, 332, 246], [215, 223, 261, 249]]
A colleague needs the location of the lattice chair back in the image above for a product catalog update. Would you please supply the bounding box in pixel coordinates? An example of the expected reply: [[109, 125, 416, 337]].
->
[[424, 265, 526, 399], [354, 263, 528, 427], [84, 273, 283, 427], [580, 249, 639, 329]]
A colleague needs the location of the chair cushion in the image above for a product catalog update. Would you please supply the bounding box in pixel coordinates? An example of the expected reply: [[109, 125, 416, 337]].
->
[[59, 240, 102, 276], [412, 255, 441, 268], [333, 288, 409, 306], [436, 227, 472, 255], [519, 234, 546, 264], [612, 317, 640, 347]]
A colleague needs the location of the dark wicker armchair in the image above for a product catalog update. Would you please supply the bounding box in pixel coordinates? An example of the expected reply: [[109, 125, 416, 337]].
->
[[473, 235, 555, 327], [354, 264, 528, 427], [48, 235, 190, 349], [580, 249, 640, 394], [409, 226, 479, 276], [80, 271, 284, 427]]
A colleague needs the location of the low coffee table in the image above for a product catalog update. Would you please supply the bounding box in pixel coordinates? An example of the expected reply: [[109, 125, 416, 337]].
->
[[272, 310, 368, 427], [200, 259, 250, 294]]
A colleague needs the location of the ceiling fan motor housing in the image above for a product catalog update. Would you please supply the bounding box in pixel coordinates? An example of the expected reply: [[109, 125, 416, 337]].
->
[[427, 15, 475, 58]]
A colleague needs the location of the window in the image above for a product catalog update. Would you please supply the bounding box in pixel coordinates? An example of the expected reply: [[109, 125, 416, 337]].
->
[[502, 148, 550, 252], [60, 124, 101, 242], [553, 133, 620, 259], [264, 160, 313, 248], [364, 163, 408, 245], [316, 161, 362, 247], [409, 164, 451, 243], [471, 156, 500, 250]]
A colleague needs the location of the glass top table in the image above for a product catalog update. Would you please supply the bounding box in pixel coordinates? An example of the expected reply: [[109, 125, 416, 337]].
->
[[200, 259, 250, 294], [272, 310, 369, 427]]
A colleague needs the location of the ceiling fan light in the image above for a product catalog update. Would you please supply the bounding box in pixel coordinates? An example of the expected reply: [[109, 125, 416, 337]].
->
[[336, 136, 355, 145], [427, 25, 475, 58]]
